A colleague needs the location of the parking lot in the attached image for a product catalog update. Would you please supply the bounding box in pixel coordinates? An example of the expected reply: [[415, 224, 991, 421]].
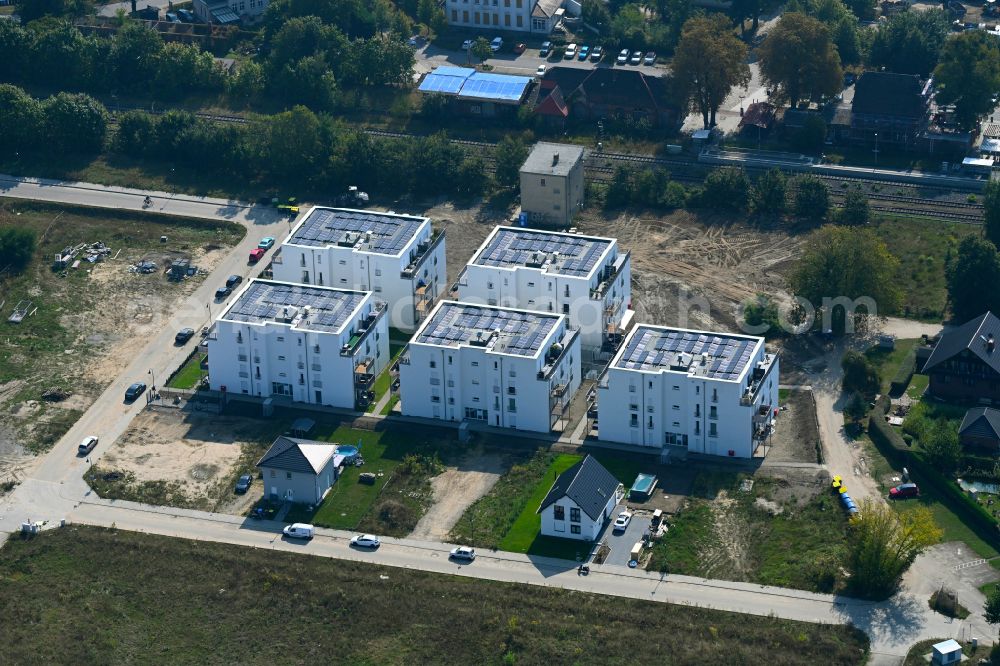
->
[[600, 506, 651, 567]]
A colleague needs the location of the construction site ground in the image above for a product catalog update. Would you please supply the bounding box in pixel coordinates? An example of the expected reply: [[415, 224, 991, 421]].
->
[[0, 199, 244, 484]]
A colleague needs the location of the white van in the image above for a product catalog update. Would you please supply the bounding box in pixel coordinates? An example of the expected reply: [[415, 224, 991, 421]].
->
[[283, 523, 315, 540]]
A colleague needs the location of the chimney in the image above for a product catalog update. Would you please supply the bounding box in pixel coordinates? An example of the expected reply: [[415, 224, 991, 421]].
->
[[552, 152, 559, 166]]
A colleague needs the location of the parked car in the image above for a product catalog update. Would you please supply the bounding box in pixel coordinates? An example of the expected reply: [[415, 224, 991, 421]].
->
[[165, 11, 180, 22], [514, 43, 526, 54], [124, 382, 147, 402], [78, 435, 98, 455], [177, 8, 194, 21], [613, 510, 633, 532], [175, 327, 195, 344], [450, 546, 477, 561], [578, 45, 589, 61], [889, 483, 920, 499], [215, 286, 232, 299], [643, 51, 656, 65], [539, 41, 552, 57], [564, 43, 578, 59], [283, 523, 315, 539], [462, 39, 473, 50], [351, 534, 381, 548], [235, 474, 253, 494], [616, 48, 630, 65], [630, 50, 642, 65], [226, 274, 243, 289], [490, 36, 503, 52], [249, 247, 265, 263], [258, 236, 275, 250], [536, 64, 546, 76], [590, 45, 603, 61]]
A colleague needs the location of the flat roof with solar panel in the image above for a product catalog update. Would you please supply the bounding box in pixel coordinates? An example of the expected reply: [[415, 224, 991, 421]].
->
[[414, 301, 561, 357], [613, 325, 763, 382], [285, 207, 428, 256], [417, 67, 533, 104], [220, 279, 369, 335], [470, 226, 614, 278]]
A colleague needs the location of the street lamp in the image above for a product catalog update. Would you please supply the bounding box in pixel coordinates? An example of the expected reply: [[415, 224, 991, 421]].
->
[[873, 132, 879, 166]]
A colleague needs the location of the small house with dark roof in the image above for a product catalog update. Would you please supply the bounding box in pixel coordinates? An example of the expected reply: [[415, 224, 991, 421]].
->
[[959, 407, 1000, 453], [924, 312, 1000, 403], [738, 102, 776, 138], [538, 455, 624, 541], [534, 67, 677, 128], [850, 72, 931, 147], [257, 436, 345, 504]]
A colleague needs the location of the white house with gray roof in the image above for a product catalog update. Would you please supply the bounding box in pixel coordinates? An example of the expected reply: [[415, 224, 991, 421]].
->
[[451, 226, 631, 351], [272, 207, 447, 332], [398, 300, 580, 432], [257, 436, 344, 504], [596, 324, 779, 458], [207, 279, 389, 410], [538, 455, 623, 541]]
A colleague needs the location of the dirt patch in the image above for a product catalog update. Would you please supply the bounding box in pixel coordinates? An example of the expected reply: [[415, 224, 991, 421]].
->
[[766, 389, 822, 463], [408, 448, 506, 541], [700, 491, 754, 579]]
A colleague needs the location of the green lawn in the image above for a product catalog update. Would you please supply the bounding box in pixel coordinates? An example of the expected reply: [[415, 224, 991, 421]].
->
[[380, 393, 399, 415], [166, 351, 206, 389], [865, 339, 917, 394], [0, 527, 871, 665], [367, 339, 407, 413], [498, 453, 582, 553], [779, 388, 790, 403], [906, 374, 929, 399]]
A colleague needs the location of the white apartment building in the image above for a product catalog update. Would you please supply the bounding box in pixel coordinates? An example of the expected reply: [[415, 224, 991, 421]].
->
[[520, 142, 585, 228], [596, 325, 779, 458], [446, 0, 563, 33], [272, 207, 447, 332], [452, 226, 631, 351], [208, 279, 389, 410], [398, 301, 581, 432]]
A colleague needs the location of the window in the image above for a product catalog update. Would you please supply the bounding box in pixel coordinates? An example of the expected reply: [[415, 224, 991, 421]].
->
[[673, 421, 680, 427], [709, 406, 718, 419], [286, 472, 292, 480], [472, 378, 480, 385], [277, 355, 286, 361], [507, 386, 516, 395], [709, 423, 718, 437], [629, 403, 638, 411], [540, 178, 546, 186], [507, 398, 516, 412], [629, 384, 636, 393], [270, 470, 276, 478], [553, 188, 560, 194], [695, 405, 700, 417], [712, 388, 718, 402], [452, 8, 457, 19], [430, 359, 437, 368], [630, 414, 638, 428], [673, 385, 680, 391], [277, 336, 285, 342], [571, 525, 581, 534], [570, 508, 580, 522], [487, 281, 494, 289], [339, 259, 346, 266], [472, 361, 479, 367], [554, 505, 565, 520], [504, 13, 509, 24], [673, 404, 680, 410], [430, 377, 440, 385], [431, 395, 441, 403], [695, 421, 700, 434], [648, 416, 654, 429], [647, 405, 654, 413], [374, 268, 382, 276]]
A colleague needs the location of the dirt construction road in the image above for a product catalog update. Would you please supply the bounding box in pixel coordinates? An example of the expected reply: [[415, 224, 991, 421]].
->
[[408, 450, 505, 541]]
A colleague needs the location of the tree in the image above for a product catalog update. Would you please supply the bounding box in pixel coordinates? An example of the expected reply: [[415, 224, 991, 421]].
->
[[493, 136, 528, 189], [790, 226, 902, 334], [758, 13, 842, 108], [844, 391, 868, 424], [983, 180, 1000, 249], [791, 114, 827, 153], [920, 419, 961, 476], [839, 187, 870, 225], [110, 22, 164, 93], [741, 293, 782, 335], [265, 106, 327, 182], [752, 168, 787, 215], [935, 30, 1000, 130], [868, 10, 950, 77], [0, 84, 43, 155], [273, 55, 339, 109], [729, 0, 775, 35], [841, 350, 879, 396], [471, 36, 493, 64], [113, 109, 157, 157], [947, 235, 1000, 321], [582, 0, 612, 31], [43, 92, 108, 155], [455, 155, 488, 196], [985, 585, 1000, 628], [0, 228, 37, 275], [672, 15, 750, 129], [0, 20, 30, 83], [15, 0, 91, 22], [605, 165, 635, 209], [845, 499, 940, 598], [842, 0, 874, 20], [154, 42, 224, 100], [792, 175, 829, 221], [702, 167, 750, 211]]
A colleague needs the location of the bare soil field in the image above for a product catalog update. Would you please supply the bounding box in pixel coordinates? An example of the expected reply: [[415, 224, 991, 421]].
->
[[766, 388, 822, 464], [90, 407, 276, 513], [0, 200, 243, 481]]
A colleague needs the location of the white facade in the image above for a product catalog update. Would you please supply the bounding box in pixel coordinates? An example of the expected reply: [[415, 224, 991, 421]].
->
[[208, 279, 389, 410], [453, 226, 631, 350], [272, 207, 447, 333], [539, 494, 610, 541], [193, 0, 268, 24], [445, 0, 562, 33], [519, 142, 585, 228], [596, 325, 779, 458], [398, 301, 581, 433]]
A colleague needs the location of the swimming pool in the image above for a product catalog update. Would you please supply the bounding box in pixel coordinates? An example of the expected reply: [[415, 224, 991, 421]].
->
[[336, 445, 360, 459], [628, 473, 658, 501]]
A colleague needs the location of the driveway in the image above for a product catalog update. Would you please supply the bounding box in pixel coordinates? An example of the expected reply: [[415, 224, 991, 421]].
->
[[600, 507, 649, 567]]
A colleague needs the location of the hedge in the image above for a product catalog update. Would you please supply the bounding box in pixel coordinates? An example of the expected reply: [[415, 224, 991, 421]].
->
[[888, 348, 916, 397]]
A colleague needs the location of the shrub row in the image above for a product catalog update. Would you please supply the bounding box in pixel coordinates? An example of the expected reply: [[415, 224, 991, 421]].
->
[[888, 348, 917, 397]]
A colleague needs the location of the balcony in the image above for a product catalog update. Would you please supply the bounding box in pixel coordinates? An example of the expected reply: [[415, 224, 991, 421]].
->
[[340, 302, 386, 357], [536, 328, 579, 380], [354, 356, 376, 388], [589, 251, 630, 300], [401, 228, 445, 279], [739, 352, 779, 406]]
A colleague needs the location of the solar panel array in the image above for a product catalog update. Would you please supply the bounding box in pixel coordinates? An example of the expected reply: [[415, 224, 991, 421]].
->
[[224, 280, 366, 334], [616, 327, 758, 381], [475, 228, 611, 277], [290, 208, 425, 255], [417, 67, 531, 103], [416, 303, 558, 357]]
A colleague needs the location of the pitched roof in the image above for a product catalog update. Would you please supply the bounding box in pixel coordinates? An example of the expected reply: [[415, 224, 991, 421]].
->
[[923, 311, 1000, 375], [535, 80, 569, 118], [537, 455, 620, 521], [739, 102, 776, 130], [256, 436, 338, 474], [851, 72, 927, 119], [578, 68, 660, 112], [541, 66, 591, 97], [532, 0, 561, 17], [959, 407, 1000, 440]]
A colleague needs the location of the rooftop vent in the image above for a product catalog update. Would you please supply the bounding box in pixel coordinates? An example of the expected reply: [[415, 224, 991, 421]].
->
[[552, 152, 560, 166]]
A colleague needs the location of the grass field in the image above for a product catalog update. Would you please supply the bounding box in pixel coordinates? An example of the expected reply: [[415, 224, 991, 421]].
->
[[0, 527, 870, 665], [165, 351, 206, 390], [904, 638, 989, 666], [498, 453, 583, 557], [865, 339, 917, 394], [367, 339, 407, 412], [906, 374, 929, 399]]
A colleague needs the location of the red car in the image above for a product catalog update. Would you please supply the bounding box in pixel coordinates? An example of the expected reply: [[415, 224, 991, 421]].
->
[[514, 43, 526, 54], [889, 483, 920, 499], [249, 248, 265, 263]]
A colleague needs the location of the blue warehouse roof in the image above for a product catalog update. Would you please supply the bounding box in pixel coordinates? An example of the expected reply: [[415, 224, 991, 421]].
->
[[418, 67, 533, 104]]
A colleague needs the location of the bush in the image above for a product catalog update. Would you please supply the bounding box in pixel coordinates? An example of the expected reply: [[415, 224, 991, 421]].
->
[[0, 228, 37, 275], [842, 350, 879, 397], [701, 167, 750, 211]]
